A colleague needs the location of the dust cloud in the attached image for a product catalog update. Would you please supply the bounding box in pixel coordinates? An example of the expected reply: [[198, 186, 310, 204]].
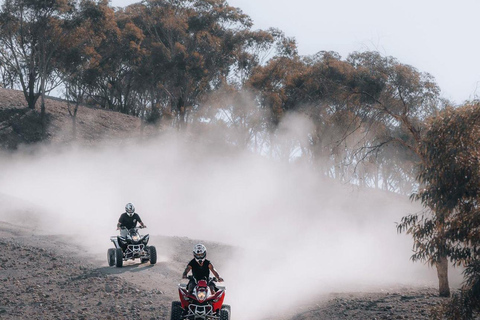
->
[[0, 116, 452, 319]]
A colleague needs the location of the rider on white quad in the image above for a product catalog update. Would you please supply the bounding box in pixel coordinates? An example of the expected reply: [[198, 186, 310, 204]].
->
[[107, 203, 156, 267]]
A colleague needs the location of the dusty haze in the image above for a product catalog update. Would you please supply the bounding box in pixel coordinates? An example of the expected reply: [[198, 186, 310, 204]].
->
[[0, 118, 461, 319]]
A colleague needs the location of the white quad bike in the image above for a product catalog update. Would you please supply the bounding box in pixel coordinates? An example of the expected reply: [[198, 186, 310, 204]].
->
[[107, 226, 157, 267]]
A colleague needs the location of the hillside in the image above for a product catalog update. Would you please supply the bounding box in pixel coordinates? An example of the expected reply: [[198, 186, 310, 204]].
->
[[0, 88, 145, 150]]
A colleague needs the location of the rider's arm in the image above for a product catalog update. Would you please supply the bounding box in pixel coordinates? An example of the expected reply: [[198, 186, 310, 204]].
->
[[209, 263, 223, 282], [117, 215, 124, 230], [182, 265, 192, 279], [136, 214, 146, 228]]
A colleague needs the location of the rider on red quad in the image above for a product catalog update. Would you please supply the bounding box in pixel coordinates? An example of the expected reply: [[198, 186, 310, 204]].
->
[[117, 203, 146, 236], [182, 244, 224, 293]]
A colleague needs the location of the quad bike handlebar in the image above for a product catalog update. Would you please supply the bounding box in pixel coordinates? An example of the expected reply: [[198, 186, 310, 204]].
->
[[118, 225, 146, 230], [184, 275, 220, 283]]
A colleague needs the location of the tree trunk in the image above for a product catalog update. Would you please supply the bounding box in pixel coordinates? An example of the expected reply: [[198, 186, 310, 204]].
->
[[72, 103, 78, 140], [40, 48, 47, 126], [177, 96, 185, 128], [40, 92, 46, 119], [27, 71, 37, 109], [40, 74, 46, 126], [436, 256, 450, 297], [71, 116, 77, 139]]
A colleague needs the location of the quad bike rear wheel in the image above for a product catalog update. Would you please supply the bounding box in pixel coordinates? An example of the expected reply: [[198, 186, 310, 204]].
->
[[149, 246, 157, 265], [170, 301, 182, 320], [107, 248, 115, 266], [115, 248, 123, 267]]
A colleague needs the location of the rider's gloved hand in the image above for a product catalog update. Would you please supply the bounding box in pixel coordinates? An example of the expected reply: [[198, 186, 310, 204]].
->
[[182, 275, 187, 279], [217, 277, 224, 282]]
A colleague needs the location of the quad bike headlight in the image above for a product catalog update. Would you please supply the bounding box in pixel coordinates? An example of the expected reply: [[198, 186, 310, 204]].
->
[[196, 290, 206, 301], [132, 235, 139, 241]]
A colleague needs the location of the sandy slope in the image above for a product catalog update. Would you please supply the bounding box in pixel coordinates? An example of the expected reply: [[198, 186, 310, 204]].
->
[[0, 220, 463, 320]]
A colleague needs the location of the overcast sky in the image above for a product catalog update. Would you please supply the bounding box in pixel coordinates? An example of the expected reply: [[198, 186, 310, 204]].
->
[[111, 0, 480, 105]]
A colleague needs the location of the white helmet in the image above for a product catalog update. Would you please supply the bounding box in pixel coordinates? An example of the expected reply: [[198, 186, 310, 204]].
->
[[193, 243, 207, 261], [125, 203, 135, 217]]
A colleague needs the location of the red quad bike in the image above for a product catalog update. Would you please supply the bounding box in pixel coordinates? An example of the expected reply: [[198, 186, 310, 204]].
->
[[107, 226, 157, 268], [170, 276, 231, 320]]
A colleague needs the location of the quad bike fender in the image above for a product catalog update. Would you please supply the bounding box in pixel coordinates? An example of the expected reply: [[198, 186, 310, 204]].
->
[[110, 236, 120, 249], [210, 290, 225, 312], [140, 234, 150, 245], [179, 287, 191, 309]]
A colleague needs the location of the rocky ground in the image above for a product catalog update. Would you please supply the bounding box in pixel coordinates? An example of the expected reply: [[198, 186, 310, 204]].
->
[[291, 289, 446, 320], [1, 221, 474, 320], [0, 224, 170, 320]]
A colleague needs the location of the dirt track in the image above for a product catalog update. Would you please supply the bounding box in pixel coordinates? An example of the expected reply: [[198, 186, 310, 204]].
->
[[1, 221, 470, 320]]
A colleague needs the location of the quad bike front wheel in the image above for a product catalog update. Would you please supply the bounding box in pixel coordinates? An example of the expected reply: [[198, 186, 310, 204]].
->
[[219, 308, 230, 320], [222, 304, 231, 316], [115, 248, 123, 268], [107, 248, 115, 266], [149, 246, 157, 265], [170, 301, 182, 320]]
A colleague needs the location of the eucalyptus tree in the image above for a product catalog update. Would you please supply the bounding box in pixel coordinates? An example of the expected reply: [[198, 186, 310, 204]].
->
[[399, 103, 480, 305], [191, 27, 294, 152], [248, 50, 441, 182], [343, 52, 464, 296], [0, 0, 75, 117], [71, 2, 144, 114], [57, 0, 120, 136], [125, 0, 279, 127], [248, 51, 361, 169]]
